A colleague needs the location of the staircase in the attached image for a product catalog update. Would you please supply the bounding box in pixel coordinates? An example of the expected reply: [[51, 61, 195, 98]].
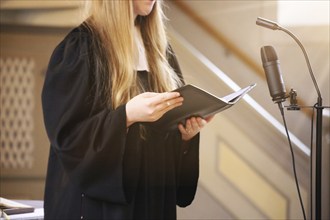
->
[[1, 1, 329, 219]]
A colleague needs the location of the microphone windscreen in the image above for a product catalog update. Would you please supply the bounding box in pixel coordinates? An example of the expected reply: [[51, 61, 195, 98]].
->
[[261, 46, 278, 63], [260, 45, 287, 103]]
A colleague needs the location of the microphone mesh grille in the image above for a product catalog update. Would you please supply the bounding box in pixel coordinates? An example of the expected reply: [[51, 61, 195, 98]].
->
[[261, 46, 278, 63]]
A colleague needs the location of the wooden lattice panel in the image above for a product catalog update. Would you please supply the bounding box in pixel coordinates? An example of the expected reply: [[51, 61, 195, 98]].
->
[[0, 57, 35, 169]]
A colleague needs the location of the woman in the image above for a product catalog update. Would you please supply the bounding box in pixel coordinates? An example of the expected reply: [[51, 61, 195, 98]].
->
[[42, 0, 213, 219]]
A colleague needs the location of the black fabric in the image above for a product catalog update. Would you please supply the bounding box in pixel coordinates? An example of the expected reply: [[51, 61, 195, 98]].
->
[[42, 24, 200, 220]]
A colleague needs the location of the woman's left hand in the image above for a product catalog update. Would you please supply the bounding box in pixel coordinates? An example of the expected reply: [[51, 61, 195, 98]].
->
[[178, 115, 214, 141]]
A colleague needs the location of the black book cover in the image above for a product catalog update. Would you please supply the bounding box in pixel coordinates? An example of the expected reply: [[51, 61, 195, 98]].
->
[[0, 197, 35, 215], [148, 83, 256, 131]]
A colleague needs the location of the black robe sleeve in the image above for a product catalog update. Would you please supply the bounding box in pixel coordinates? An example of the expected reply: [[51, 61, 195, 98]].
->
[[166, 45, 201, 207], [42, 28, 137, 205]]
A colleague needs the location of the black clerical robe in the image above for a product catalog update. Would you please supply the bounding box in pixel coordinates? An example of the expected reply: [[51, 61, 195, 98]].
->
[[42, 24, 199, 220]]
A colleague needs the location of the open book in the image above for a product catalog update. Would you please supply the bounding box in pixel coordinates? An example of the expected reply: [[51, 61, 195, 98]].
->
[[148, 83, 256, 130], [0, 197, 35, 215]]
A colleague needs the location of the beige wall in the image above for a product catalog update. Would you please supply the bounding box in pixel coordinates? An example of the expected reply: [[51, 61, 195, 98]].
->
[[0, 26, 71, 200]]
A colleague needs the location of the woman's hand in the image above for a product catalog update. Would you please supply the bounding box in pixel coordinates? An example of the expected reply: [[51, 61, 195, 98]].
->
[[126, 92, 183, 127], [178, 115, 214, 141]]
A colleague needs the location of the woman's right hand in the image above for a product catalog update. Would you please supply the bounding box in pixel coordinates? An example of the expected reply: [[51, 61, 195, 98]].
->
[[126, 92, 183, 127]]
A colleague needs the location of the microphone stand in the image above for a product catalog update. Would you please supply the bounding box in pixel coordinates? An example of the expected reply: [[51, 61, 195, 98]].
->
[[257, 17, 324, 220], [281, 22, 324, 220]]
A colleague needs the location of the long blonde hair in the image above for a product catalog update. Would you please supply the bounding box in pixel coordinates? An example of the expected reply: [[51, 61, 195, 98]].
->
[[84, 0, 182, 109]]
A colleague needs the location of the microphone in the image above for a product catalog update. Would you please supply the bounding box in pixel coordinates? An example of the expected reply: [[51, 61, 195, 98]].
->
[[256, 17, 281, 30], [256, 17, 321, 99], [260, 45, 287, 103]]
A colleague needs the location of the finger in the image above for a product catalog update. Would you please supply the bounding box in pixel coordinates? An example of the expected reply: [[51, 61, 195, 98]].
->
[[150, 92, 181, 106], [190, 117, 200, 131], [165, 96, 184, 108], [205, 115, 215, 122], [167, 99, 183, 109], [169, 96, 184, 104], [157, 96, 183, 114], [157, 101, 183, 119], [179, 125, 192, 141], [141, 92, 159, 98], [197, 117, 207, 127], [178, 123, 186, 134], [165, 92, 181, 101], [184, 119, 193, 134]]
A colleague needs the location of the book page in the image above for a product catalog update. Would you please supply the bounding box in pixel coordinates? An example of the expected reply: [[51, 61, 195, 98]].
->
[[0, 197, 35, 215], [222, 84, 256, 103], [0, 197, 32, 209]]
